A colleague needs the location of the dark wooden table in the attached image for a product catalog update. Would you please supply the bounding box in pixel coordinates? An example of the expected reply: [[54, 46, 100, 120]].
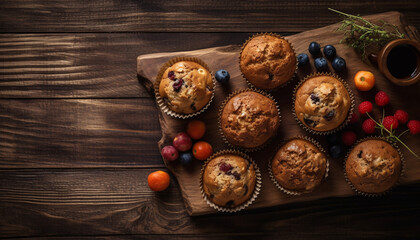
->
[[1, 1, 420, 239]]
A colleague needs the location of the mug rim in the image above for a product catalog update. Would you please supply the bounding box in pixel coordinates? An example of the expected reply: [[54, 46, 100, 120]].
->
[[378, 39, 420, 86]]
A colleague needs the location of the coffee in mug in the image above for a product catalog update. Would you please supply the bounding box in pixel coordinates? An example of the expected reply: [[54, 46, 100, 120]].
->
[[377, 39, 420, 86]]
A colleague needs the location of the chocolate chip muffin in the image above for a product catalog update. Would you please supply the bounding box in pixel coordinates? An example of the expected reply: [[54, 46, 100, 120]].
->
[[158, 60, 214, 114], [202, 154, 256, 208], [220, 90, 280, 149], [240, 34, 297, 90], [271, 139, 328, 193], [345, 139, 402, 194], [294, 74, 351, 132]]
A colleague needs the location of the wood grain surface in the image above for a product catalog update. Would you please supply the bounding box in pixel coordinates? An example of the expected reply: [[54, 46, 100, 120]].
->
[[0, 33, 253, 98], [137, 12, 420, 216], [2, 0, 420, 238], [0, 0, 419, 32], [0, 99, 161, 168], [1, 169, 420, 238]]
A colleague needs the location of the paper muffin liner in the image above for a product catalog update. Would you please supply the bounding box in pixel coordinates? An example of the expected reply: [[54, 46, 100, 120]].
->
[[343, 136, 405, 197], [268, 136, 330, 196], [200, 149, 262, 213], [239, 33, 298, 91], [154, 56, 216, 119], [292, 72, 355, 135], [218, 88, 281, 152]]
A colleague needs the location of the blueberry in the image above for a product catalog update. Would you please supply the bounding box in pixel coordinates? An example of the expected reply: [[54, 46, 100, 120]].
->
[[326, 133, 340, 145], [332, 57, 346, 72], [309, 42, 321, 55], [323, 45, 336, 58], [329, 144, 345, 159], [297, 53, 309, 67], [215, 69, 230, 84], [314, 57, 328, 71], [179, 152, 194, 165]]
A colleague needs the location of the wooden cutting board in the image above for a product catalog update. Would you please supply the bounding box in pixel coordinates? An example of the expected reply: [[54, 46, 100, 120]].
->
[[137, 11, 420, 216]]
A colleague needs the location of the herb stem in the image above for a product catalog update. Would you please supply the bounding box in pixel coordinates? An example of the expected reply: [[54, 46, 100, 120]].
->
[[328, 8, 373, 27], [398, 129, 410, 138], [329, 8, 404, 60], [394, 135, 420, 159], [366, 112, 420, 159]]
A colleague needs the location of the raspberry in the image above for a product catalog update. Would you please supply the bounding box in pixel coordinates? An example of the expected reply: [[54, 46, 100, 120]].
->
[[375, 91, 390, 106], [394, 110, 409, 124], [362, 119, 376, 134], [168, 71, 175, 80], [219, 162, 232, 173], [341, 131, 357, 146], [358, 101, 373, 115], [349, 112, 359, 124], [382, 116, 399, 131], [172, 78, 183, 92], [407, 120, 420, 135]]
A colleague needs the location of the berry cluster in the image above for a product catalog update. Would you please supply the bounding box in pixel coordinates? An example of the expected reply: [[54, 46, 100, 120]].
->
[[167, 71, 184, 92], [161, 120, 214, 165], [327, 90, 419, 159], [327, 130, 359, 158], [326, 130, 358, 159], [357, 91, 419, 136], [356, 91, 419, 158], [298, 42, 346, 72]]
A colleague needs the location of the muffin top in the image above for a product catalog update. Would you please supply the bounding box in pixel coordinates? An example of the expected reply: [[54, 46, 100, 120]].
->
[[202, 154, 256, 208], [220, 91, 280, 149], [240, 34, 297, 90], [345, 139, 402, 194], [271, 139, 327, 193], [294, 75, 351, 132], [158, 61, 213, 114]]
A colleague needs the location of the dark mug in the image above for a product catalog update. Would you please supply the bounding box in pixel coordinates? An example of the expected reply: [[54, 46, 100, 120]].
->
[[377, 39, 420, 86]]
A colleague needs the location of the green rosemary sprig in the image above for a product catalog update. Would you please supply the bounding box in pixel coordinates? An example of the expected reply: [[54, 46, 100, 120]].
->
[[366, 111, 420, 159], [329, 8, 405, 60]]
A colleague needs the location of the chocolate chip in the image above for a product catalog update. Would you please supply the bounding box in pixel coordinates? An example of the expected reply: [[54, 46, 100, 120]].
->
[[226, 200, 234, 207], [357, 150, 363, 158], [268, 73, 274, 80], [304, 117, 314, 125], [209, 194, 214, 199], [232, 172, 241, 180], [323, 110, 335, 121], [310, 93, 320, 104], [304, 117, 318, 127], [243, 185, 248, 196], [190, 102, 196, 111]]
